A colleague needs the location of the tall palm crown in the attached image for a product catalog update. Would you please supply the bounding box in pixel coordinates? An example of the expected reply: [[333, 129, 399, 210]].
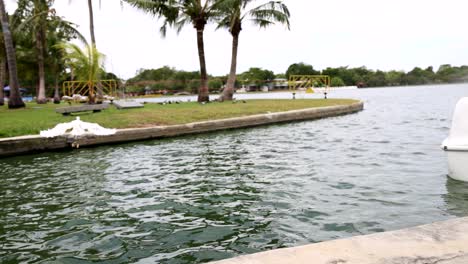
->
[[168, 0, 220, 32], [217, 0, 290, 101], [217, 0, 290, 34], [125, 0, 225, 102], [124, 0, 217, 33]]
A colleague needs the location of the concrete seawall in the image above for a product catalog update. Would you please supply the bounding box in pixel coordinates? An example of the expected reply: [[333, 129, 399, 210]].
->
[[0, 101, 363, 157], [211, 217, 468, 264]]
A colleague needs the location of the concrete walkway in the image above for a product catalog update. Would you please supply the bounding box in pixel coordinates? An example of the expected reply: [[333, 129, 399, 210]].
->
[[211, 217, 468, 264]]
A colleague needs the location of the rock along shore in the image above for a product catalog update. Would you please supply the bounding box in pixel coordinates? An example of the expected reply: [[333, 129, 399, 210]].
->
[[0, 101, 363, 157]]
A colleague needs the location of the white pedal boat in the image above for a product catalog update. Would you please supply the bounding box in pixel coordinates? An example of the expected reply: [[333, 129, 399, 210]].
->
[[442, 97, 468, 182]]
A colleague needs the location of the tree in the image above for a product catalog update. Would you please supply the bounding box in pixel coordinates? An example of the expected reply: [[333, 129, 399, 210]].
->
[[67, 0, 100, 101], [275, 73, 286, 79], [125, 0, 223, 103], [285, 62, 319, 79], [238, 67, 274, 86], [0, 0, 25, 108], [47, 19, 85, 103], [0, 28, 5, 106], [405, 67, 429, 85], [56, 43, 105, 103], [348, 66, 371, 87], [366, 70, 386, 87], [15, 0, 52, 104], [0, 58, 4, 106], [208, 77, 222, 92], [385, 70, 405, 86], [125, 66, 201, 94], [217, 0, 290, 101], [15, 0, 86, 103], [436, 64, 460, 83], [34, 0, 49, 103]]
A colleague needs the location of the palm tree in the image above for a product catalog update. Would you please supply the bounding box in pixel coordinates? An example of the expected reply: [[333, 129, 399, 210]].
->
[[14, 0, 52, 104], [55, 42, 105, 104], [125, 0, 225, 103], [0, 0, 25, 109], [16, 0, 86, 104], [218, 0, 289, 101], [47, 19, 86, 103], [34, 0, 49, 104]]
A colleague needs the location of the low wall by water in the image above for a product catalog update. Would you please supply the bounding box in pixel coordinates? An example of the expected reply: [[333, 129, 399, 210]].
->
[[0, 101, 363, 157], [211, 216, 468, 264]]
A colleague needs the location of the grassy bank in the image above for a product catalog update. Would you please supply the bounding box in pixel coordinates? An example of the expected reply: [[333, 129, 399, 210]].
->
[[0, 99, 358, 138]]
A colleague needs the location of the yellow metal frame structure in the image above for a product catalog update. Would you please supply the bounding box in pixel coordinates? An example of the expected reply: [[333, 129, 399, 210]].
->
[[288, 75, 331, 91], [62, 80, 118, 98]]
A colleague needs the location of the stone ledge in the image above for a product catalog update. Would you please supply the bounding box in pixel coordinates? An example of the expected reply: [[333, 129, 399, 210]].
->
[[0, 101, 363, 157], [55, 103, 109, 115], [210, 217, 468, 264]]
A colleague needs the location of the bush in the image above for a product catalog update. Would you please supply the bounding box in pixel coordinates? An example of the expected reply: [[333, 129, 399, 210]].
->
[[188, 79, 200, 94], [125, 85, 145, 94], [331, 77, 345, 87], [170, 80, 186, 92], [150, 82, 169, 91], [208, 78, 223, 92]]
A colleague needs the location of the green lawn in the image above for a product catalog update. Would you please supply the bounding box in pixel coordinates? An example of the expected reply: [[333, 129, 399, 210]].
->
[[0, 99, 358, 138]]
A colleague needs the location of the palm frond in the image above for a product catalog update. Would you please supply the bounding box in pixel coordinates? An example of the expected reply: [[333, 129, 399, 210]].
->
[[214, 0, 289, 34], [55, 42, 105, 82], [124, 0, 174, 17], [51, 18, 88, 45], [212, 0, 241, 33], [247, 1, 290, 29], [125, 0, 180, 36], [175, 16, 191, 33], [15, 9, 49, 33], [124, 0, 160, 14]]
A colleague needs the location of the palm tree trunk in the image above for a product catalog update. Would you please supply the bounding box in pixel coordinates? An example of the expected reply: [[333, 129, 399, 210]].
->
[[0, 0, 24, 109], [196, 28, 209, 103], [36, 29, 47, 104], [0, 57, 5, 106], [53, 74, 60, 104], [88, 81, 96, 104], [88, 0, 101, 103], [221, 32, 239, 101], [88, 0, 96, 47]]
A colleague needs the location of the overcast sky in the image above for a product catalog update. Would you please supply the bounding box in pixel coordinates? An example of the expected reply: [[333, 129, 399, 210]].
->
[[6, 0, 468, 79]]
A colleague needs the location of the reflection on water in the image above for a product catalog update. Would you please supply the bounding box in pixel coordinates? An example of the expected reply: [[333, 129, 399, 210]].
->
[[444, 177, 468, 217], [1, 84, 468, 263]]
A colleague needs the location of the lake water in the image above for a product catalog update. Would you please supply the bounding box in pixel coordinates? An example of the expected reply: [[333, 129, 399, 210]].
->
[[1, 84, 468, 263]]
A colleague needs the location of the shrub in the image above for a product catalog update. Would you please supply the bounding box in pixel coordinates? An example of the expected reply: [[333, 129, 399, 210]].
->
[[331, 77, 345, 87], [208, 78, 223, 92]]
